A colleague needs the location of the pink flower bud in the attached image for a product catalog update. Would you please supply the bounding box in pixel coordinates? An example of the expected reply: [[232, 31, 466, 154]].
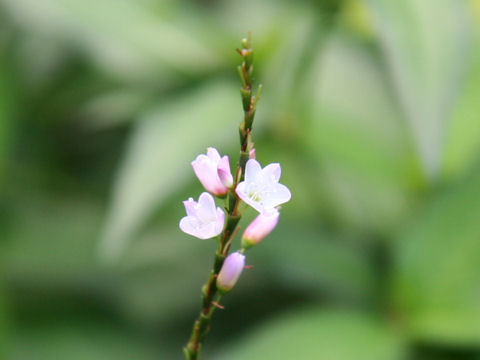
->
[[216, 252, 245, 294], [249, 148, 256, 159], [241, 210, 279, 249], [191, 148, 232, 197]]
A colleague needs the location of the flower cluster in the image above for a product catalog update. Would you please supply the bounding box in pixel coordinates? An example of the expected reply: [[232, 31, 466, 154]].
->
[[179, 147, 291, 291]]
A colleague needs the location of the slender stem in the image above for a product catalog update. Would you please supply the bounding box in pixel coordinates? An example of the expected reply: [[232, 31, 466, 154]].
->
[[237, 33, 261, 181], [183, 35, 261, 360], [184, 198, 241, 360]]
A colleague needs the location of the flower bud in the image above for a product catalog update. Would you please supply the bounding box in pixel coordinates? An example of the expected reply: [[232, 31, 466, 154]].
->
[[216, 252, 245, 294], [241, 210, 279, 249], [249, 148, 256, 159]]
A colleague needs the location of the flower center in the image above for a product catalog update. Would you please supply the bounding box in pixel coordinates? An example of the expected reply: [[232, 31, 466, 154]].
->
[[247, 179, 276, 202], [192, 204, 216, 229]]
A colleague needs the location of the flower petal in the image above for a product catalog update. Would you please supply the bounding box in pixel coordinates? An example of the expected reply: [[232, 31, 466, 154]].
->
[[192, 156, 227, 195], [218, 156, 231, 174], [235, 181, 248, 202], [218, 168, 233, 188], [206, 147, 221, 163], [201, 222, 218, 239], [262, 183, 292, 210], [179, 216, 200, 238], [183, 198, 196, 216], [215, 207, 226, 235], [235, 181, 264, 213], [217, 156, 233, 188], [262, 163, 281, 182], [198, 192, 217, 218], [245, 198, 264, 213], [244, 159, 262, 182]]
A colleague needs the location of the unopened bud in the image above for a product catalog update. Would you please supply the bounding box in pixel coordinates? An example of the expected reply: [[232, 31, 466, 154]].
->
[[242, 210, 279, 249], [216, 252, 245, 294], [249, 148, 256, 159]]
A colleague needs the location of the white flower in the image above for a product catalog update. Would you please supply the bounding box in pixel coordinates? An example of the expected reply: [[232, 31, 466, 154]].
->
[[235, 159, 291, 214], [179, 192, 225, 239]]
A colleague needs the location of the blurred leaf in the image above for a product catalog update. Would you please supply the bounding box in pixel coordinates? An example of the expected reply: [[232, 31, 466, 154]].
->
[[10, 319, 162, 360], [262, 8, 316, 130], [443, 37, 480, 177], [250, 220, 375, 301], [393, 165, 480, 344], [340, 0, 374, 39], [305, 34, 419, 232], [116, 217, 371, 326], [0, 45, 15, 184], [474, 0, 480, 25], [116, 224, 217, 324], [14, 35, 68, 90], [2, 0, 223, 81], [206, 0, 295, 58], [3, 192, 107, 278], [79, 88, 155, 129], [216, 309, 405, 360], [367, 0, 471, 179], [99, 81, 240, 262], [0, 287, 8, 358]]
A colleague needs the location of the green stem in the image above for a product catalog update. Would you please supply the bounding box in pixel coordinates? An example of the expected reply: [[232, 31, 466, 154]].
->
[[236, 33, 261, 181], [183, 34, 261, 359], [183, 203, 241, 360]]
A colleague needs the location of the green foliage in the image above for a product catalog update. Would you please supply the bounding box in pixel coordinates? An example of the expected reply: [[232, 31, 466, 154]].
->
[[443, 41, 480, 178], [218, 309, 405, 360], [10, 319, 163, 360], [367, 0, 471, 179], [394, 165, 480, 345], [1, 0, 480, 359], [304, 33, 421, 232]]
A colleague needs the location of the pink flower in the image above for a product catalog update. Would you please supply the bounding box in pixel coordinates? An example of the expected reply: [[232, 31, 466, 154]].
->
[[192, 148, 232, 196], [216, 252, 245, 293], [179, 192, 225, 239], [242, 210, 279, 249], [235, 159, 291, 214]]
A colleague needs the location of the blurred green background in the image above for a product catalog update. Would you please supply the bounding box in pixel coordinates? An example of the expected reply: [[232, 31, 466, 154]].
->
[[1, 0, 480, 359]]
